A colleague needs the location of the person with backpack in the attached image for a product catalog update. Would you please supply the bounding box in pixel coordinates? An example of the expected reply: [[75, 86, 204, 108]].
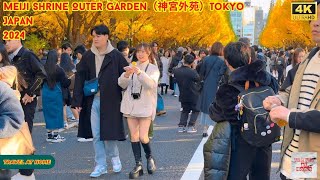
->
[[204, 41, 279, 180], [263, 4, 320, 178]]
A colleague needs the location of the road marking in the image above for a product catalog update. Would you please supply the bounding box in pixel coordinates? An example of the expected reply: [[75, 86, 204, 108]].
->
[[180, 125, 214, 180]]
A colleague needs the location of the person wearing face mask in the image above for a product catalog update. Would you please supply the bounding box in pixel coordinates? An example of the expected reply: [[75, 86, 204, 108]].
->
[[118, 43, 159, 179]]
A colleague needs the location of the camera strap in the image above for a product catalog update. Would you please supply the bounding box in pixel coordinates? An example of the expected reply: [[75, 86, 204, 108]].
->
[[131, 63, 150, 95]]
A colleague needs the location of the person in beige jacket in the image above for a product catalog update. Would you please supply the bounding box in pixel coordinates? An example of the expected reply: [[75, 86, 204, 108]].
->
[[118, 43, 159, 179], [263, 4, 320, 179]]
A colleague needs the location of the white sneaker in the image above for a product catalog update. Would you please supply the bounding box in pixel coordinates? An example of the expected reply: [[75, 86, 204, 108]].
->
[[68, 118, 78, 122], [49, 134, 66, 143], [90, 165, 107, 178], [187, 126, 197, 133], [111, 156, 122, 173], [11, 173, 35, 180], [77, 138, 93, 142]]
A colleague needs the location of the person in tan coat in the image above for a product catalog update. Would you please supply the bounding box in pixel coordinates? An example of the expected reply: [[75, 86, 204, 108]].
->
[[118, 43, 159, 179], [263, 3, 320, 179]]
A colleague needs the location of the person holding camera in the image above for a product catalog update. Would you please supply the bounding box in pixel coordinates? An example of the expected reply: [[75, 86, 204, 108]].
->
[[118, 43, 159, 179]]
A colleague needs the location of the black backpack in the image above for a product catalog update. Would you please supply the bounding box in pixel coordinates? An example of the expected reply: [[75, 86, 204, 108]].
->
[[231, 81, 281, 147]]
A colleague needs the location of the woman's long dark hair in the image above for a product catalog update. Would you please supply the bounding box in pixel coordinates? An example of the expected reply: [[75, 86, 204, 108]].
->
[[45, 50, 58, 89], [0, 43, 10, 67]]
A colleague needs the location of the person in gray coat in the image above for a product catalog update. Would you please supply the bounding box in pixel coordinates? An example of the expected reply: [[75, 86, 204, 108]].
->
[[198, 42, 226, 137]]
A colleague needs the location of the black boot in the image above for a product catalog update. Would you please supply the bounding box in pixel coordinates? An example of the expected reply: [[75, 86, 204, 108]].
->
[[129, 142, 144, 179], [141, 142, 156, 174]]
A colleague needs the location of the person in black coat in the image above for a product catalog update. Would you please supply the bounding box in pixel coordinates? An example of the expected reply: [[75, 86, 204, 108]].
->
[[169, 49, 183, 96], [5, 40, 46, 180], [173, 54, 201, 133], [204, 42, 279, 180], [72, 24, 128, 178]]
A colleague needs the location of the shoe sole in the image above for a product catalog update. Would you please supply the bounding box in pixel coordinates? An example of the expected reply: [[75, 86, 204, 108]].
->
[[156, 111, 166, 116], [113, 166, 122, 173], [129, 169, 143, 179], [78, 140, 93, 142], [187, 131, 197, 133], [90, 171, 107, 178], [51, 139, 66, 143], [148, 169, 156, 174]]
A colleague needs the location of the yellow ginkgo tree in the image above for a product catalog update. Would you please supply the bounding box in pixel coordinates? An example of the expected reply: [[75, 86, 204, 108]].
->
[[260, 0, 314, 49]]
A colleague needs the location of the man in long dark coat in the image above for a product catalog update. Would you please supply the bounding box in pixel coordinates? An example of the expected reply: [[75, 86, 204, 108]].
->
[[72, 24, 128, 178]]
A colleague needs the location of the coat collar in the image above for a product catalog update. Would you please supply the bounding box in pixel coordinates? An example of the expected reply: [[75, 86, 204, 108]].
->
[[229, 60, 271, 86], [90, 40, 114, 56], [289, 47, 320, 109]]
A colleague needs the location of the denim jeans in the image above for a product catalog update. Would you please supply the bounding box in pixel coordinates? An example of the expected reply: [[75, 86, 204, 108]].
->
[[174, 83, 180, 95], [91, 96, 120, 166], [66, 106, 75, 119], [156, 93, 164, 112]]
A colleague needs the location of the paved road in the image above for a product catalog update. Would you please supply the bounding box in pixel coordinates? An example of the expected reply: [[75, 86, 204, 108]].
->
[[11, 92, 282, 180]]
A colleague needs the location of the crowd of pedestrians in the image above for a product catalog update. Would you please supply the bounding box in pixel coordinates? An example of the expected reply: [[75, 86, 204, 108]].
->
[[1, 3, 320, 179]]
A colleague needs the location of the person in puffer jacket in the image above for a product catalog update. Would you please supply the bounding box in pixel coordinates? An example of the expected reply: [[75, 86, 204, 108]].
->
[[203, 41, 278, 180]]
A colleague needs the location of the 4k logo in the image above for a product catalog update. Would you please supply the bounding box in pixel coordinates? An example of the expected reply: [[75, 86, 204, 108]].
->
[[291, 2, 317, 20]]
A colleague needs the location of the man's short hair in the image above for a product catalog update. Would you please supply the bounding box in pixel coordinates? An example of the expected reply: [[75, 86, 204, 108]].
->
[[199, 49, 209, 56], [258, 48, 263, 53], [129, 47, 136, 54], [61, 43, 72, 50], [184, 54, 195, 65], [74, 45, 86, 55], [224, 42, 250, 69], [117, 40, 129, 52], [91, 24, 110, 36]]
